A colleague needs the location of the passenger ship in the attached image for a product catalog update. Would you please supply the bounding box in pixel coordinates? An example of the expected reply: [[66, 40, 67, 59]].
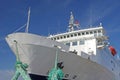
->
[[6, 12, 120, 80]]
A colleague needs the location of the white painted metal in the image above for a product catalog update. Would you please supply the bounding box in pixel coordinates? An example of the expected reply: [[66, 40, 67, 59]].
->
[[5, 31, 120, 80]]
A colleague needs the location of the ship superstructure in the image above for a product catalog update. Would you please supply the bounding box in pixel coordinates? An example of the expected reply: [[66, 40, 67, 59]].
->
[[49, 12, 120, 80], [5, 12, 120, 80]]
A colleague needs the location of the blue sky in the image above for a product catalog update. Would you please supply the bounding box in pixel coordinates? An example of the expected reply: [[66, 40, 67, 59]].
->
[[0, 0, 120, 79]]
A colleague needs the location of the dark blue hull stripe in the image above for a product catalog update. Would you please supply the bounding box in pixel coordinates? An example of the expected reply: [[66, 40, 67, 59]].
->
[[29, 74, 68, 80], [29, 74, 47, 80]]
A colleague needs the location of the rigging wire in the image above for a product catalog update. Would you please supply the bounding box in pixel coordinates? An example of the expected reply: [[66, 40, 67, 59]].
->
[[13, 24, 27, 33], [0, 7, 30, 42], [0, 23, 27, 49]]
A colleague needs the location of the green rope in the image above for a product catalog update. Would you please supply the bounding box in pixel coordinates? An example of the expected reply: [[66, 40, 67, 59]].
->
[[48, 68, 64, 80], [14, 40, 20, 62], [11, 40, 31, 80], [48, 48, 64, 80]]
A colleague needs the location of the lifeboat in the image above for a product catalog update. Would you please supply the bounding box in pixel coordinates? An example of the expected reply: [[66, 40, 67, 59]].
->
[[109, 46, 117, 56]]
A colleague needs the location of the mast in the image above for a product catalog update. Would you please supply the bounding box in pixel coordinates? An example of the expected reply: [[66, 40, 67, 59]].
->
[[25, 7, 31, 33], [68, 12, 80, 32], [68, 12, 74, 32]]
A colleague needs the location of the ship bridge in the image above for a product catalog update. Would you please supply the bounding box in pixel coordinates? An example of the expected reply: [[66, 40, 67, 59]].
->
[[48, 12, 108, 58], [49, 26, 108, 57], [48, 25, 120, 80]]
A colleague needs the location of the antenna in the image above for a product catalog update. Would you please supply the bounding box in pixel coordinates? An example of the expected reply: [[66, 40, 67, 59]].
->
[[68, 12, 80, 32], [68, 12, 74, 32], [89, 4, 93, 28], [25, 7, 31, 33]]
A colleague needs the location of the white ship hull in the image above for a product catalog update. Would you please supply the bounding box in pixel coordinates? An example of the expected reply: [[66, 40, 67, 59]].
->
[[6, 33, 115, 80]]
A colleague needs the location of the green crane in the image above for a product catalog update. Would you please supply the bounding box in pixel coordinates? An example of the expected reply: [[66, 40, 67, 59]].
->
[[11, 40, 31, 80], [48, 46, 64, 80]]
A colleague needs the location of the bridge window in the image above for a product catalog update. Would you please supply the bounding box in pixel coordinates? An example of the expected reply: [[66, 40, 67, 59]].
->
[[90, 31, 93, 34], [98, 30, 102, 36], [60, 36, 63, 39], [64, 36, 66, 38], [98, 30, 101, 33], [72, 41, 77, 46], [78, 33, 81, 36], [67, 35, 69, 38], [57, 37, 59, 40], [66, 43, 70, 46], [79, 39, 85, 45], [94, 31, 97, 33], [74, 33, 77, 36], [82, 32, 85, 35], [71, 34, 73, 37], [86, 32, 89, 34], [54, 38, 56, 40]]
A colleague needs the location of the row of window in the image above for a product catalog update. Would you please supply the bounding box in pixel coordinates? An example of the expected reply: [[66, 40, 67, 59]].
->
[[51, 30, 102, 40], [65, 40, 85, 46]]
